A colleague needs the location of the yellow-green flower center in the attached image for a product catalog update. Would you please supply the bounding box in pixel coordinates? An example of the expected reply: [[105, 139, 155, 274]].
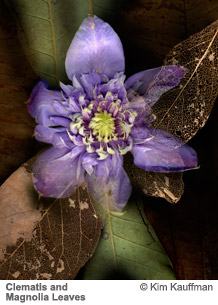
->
[[89, 110, 117, 143]]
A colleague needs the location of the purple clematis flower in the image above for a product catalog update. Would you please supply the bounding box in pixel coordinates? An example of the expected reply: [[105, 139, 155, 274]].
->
[[28, 16, 198, 211]]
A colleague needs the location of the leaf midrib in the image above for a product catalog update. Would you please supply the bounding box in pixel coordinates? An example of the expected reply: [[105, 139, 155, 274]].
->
[[112, 232, 166, 256], [48, 0, 60, 83], [116, 255, 173, 277], [106, 194, 117, 270], [107, 203, 168, 273]]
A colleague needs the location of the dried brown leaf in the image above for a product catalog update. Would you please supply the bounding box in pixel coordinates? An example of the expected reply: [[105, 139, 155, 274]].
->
[[0, 1, 38, 184], [152, 20, 218, 142], [124, 20, 218, 203], [124, 154, 184, 204], [120, 2, 218, 204], [0, 160, 102, 280]]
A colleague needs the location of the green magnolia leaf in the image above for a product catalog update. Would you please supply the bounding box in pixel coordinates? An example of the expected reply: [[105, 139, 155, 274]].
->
[[5, 0, 124, 87], [79, 198, 176, 280]]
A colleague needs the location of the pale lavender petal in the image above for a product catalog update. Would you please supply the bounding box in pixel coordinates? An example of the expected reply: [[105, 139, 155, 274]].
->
[[68, 97, 81, 113], [131, 128, 198, 172], [125, 67, 161, 93], [95, 158, 111, 184], [34, 125, 65, 144], [52, 101, 71, 117], [72, 74, 84, 90], [80, 72, 101, 97], [32, 147, 84, 198], [125, 66, 185, 107], [130, 126, 150, 144], [49, 116, 71, 128], [28, 81, 63, 127], [52, 131, 75, 149], [65, 16, 125, 80], [59, 82, 75, 96], [34, 125, 75, 149], [81, 152, 98, 175], [123, 92, 146, 112], [111, 153, 123, 180], [94, 153, 123, 183], [98, 73, 126, 99], [57, 145, 85, 162], [144, 66, 186, 106], [86, 167, 131, 211]]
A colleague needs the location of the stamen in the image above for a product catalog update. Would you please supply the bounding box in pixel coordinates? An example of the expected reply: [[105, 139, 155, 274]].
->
[[118, 139, 133, 155], [107, 146, 115, 155], [96, 145, 108, 160], [89, 109, 117, 143], [67, 90, 137, 159], [87, 144, 95, 153]]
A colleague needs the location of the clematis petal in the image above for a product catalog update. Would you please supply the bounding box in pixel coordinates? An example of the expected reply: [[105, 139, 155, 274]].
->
[[59, 82, 75, 96], [81, 152, 98, 175], [65, 16, 125, 80], [131, 128, 198, 172], [52, 131, 75, 149], [86, 167, 131, 211], [125, 65, 185, 106], [49, 116, 71, 128], [28, 80, 64, 127], [32, 147, 84, 198], [95, 158, 112, 184], [34, 125, 75, 150], [94, 153, 123, 183], [34, 125, 65, 144], [125, 67, 161, 93], [79, 72, 101, 97], [52, 101, 71, 117], [130, 126, 150, 144], [98, 72, 126, 99]]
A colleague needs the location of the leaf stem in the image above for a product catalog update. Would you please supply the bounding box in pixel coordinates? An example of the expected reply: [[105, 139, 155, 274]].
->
[[48, 0, 60, 83], [88, 0, 93, 16], [106, 195, 117, 271]]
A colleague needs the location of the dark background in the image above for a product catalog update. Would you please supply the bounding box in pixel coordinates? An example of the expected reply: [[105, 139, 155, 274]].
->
[[0, 0, 217, 279]]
